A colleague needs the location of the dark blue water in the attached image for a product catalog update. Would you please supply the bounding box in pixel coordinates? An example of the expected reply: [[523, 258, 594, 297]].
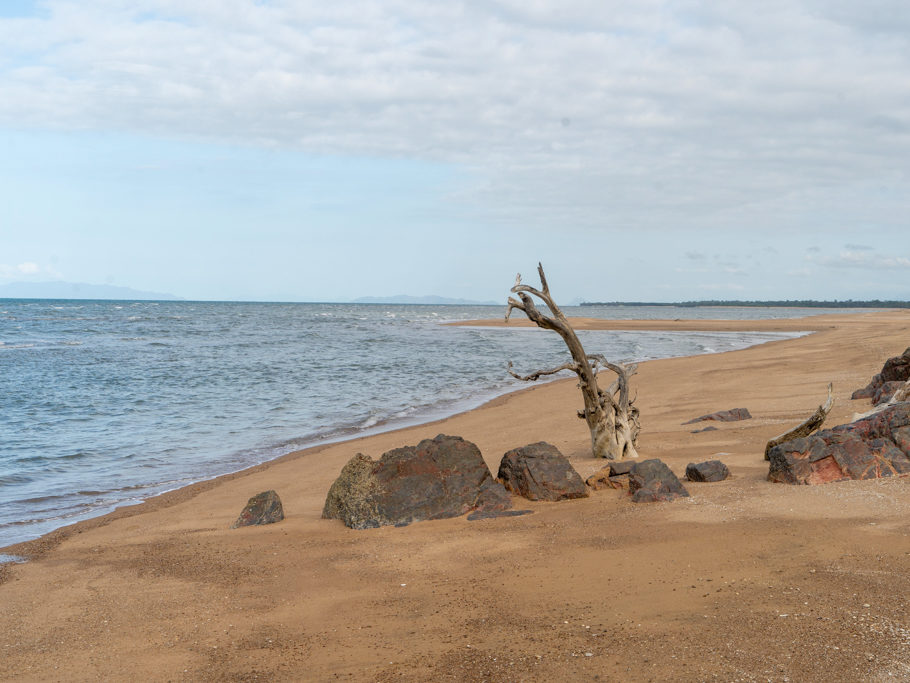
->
[[0, 300, 846, 548]]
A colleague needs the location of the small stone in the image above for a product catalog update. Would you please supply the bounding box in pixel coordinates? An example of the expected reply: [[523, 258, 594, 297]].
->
[[230, 490, 284, 528], [683, 408, 752, 425], [685, 460, 730, 482]]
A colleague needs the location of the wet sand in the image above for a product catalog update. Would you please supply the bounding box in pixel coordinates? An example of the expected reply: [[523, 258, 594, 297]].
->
[[2, 310, 910, 681]]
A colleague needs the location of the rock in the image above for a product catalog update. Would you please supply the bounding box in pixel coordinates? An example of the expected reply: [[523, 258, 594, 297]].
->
[[691, 426, 719, 433], [768, 403, 910, 485], [467, 508, 534, 521], [322, 434, 512, 529], [683, 408, 752, 425], [585, 467, 613, 490], [609, 460, 635, 476], [852, 348, 910, 403], [628, 459, 689, 502], [685, 460, 730, 482], [873, 380, 906, 406], [498, 442, 589, 501], [231, 490, 284, 528]]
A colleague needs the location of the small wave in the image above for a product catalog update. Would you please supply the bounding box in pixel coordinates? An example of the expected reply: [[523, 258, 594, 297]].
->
[[360, 415, 380, 429], [0, 554, 26, 565]]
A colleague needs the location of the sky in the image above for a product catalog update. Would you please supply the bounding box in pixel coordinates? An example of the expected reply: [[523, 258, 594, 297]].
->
[[1, 0, 909, 303]]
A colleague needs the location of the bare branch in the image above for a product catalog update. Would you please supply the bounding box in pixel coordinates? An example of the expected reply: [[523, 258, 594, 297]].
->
[[507, 360, 578, 382], [764, 383, 834, 460], [537, 262, 549, 296], [504, 296, 525, 323]]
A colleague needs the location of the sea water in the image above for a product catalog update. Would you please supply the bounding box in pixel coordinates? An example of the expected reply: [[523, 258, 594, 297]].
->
[[0, 300, 856, 548]]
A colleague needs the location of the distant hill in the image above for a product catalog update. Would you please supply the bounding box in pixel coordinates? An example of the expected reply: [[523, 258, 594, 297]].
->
[[580, 300, 910, 308], [0, 281, 182, 301], [352, 295, 499, 306]]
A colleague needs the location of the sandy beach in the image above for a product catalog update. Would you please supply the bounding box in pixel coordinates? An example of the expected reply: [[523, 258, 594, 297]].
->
[[2, 310, 910, 682]]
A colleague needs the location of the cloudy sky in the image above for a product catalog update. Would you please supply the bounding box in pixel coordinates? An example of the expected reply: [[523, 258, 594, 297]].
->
[[1, 0, 909, 302]]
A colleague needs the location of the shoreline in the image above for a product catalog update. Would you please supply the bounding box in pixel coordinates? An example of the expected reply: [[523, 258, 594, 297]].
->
[[3, 310, 910, 681], [1, 320, 806, 554]]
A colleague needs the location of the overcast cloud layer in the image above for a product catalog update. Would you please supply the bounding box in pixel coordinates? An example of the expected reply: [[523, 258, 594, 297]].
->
[[1, 1, 909, 300]]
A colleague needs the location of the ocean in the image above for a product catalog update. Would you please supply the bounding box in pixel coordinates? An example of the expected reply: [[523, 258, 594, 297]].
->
[[0, 300, 854, 549]]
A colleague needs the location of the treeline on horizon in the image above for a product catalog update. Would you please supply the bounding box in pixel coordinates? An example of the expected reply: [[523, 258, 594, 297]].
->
[[580, 300, 910, 308]]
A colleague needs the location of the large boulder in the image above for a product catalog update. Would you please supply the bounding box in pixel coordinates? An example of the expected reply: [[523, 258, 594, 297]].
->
[[498, 442, 589, 501], [852, 348, 910, 403], [322, 434, 513, 529], [628, 459, 690, 502], [683, 408, 752, 425], [231, 490, 284, 528], [768, 403, 910, 485]]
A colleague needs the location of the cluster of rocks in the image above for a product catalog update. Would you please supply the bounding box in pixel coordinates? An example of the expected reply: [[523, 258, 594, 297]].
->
[[768, 403, 910, 485], [318, 435, 734, 529], [851, 347, 910, 405]]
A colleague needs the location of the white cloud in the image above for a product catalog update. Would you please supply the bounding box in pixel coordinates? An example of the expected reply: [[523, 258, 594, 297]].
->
[[822, 250, 910, 269], [0, 261, 61, 280], [0, 1, 909, 230]]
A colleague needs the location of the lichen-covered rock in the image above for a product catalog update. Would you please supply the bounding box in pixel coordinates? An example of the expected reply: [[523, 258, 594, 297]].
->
[[322, 435, 513, 529], [628, 459, 689, 502], [768, 403, 910, 485], [852, 348, 910, 403], [685, 460, 730, 482], [683, 408, 752, 425], [231, 490, 284, 528], [498, 442, 589, 501]]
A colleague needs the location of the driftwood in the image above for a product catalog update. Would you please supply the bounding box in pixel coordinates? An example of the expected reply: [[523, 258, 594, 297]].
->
[[763, 383, 834, 460], [505, 263, 640, 460]]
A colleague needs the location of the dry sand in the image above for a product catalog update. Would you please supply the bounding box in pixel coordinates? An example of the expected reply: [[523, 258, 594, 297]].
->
[[2, 310, 910, 682]]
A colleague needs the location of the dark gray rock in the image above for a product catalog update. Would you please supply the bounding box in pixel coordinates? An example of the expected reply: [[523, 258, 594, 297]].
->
[[683, 408, 752, 425], [322, 434, 512, 529], [685, 460, 730, 482], [768, 403, 910, 485], [628, 459, 689, 502], [852, 348, 910, 403], [498, 442, 589, 501], [691, 426, 719, 434], [609, 460, 635, 476], [231, 490, 284, 528]]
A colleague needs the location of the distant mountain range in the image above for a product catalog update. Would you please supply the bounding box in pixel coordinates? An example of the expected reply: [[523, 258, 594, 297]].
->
[[352, 295, 500, 305], [0, 281, 182, 301]]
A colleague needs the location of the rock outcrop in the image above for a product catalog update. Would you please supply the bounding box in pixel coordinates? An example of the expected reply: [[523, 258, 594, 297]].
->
[[498, 442, 589, 501], [683, 408, 752, 425], [628, 459, 690, 502], [322, 434, 513, 529], [231, 490, 284, 528], [768, 403, 910, 485], [852, 347, 910, 404], [685, 460, 730, 482]]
